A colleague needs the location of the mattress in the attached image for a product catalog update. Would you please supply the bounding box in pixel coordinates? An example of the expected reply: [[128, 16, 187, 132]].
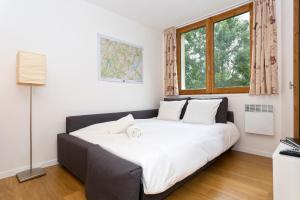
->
[[70, 118, 240, 194]]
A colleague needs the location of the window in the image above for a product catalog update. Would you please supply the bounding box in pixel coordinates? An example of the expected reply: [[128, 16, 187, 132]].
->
[[181, 27, 206, 90], [177, 4, 253, 94]]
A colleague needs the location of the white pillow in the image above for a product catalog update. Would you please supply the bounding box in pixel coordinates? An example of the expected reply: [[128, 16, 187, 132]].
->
[[183, 99, 222, 124], [157, 100, 186, 121]]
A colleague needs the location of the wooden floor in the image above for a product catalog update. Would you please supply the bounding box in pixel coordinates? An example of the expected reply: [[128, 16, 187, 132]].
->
[[0, 151, 273, 200]]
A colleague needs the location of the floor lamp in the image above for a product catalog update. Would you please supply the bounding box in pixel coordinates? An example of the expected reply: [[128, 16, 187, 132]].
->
[[16, 51, 47, 182]]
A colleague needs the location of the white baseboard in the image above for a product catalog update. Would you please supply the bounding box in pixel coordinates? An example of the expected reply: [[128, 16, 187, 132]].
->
[[233, 146, 273, 158], [0, 159, 58, 180]]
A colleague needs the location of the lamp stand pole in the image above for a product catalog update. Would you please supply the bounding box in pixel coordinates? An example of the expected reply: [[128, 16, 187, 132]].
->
[[16, 85, 46, 182], [30, 84, 32, 171]]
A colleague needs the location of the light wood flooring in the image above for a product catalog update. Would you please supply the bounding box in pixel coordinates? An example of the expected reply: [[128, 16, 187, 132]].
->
[[0, 151, 273, 200]]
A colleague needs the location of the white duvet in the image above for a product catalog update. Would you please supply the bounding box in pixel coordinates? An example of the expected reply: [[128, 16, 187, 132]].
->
[[70, 118, 240, 194]]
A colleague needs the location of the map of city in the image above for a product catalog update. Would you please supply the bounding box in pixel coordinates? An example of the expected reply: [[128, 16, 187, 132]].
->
[[99, 35, 143, 83]]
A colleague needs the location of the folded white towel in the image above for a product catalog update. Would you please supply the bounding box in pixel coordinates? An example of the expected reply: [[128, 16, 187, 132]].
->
[[126, 125, 142, 138], [108, 114, 135, 134], [70, 114, 135, 135], [70, 121, 114, 135]]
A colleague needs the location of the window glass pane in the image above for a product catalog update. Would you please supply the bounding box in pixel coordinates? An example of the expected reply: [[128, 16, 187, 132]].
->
[[214, 12, 250, 88], [181, 27, 206, 90]]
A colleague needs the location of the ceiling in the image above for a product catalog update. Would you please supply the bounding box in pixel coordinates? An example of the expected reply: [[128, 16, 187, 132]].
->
[[87, 0, 249, 30]]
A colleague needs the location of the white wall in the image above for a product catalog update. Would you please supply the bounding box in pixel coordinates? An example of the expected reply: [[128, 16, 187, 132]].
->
[[174, 0, 294, 157], [0, 0, 163, 178]]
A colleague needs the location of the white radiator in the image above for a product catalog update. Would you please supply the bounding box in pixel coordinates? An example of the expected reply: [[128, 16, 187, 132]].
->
[[244, 104, 274, 136]]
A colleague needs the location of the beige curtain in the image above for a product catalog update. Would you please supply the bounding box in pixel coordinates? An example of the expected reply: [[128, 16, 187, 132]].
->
[[250, 0, 278, 95], [164, 27, 179, 96]]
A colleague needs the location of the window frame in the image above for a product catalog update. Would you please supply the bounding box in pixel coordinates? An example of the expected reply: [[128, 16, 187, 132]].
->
[[176, 3, 253, 95]]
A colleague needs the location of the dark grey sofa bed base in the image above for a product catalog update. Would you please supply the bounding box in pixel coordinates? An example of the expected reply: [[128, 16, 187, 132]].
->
[[58, 109, 234, 200]]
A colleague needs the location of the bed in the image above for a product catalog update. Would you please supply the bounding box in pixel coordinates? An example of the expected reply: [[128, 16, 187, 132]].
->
[[57, 97, 239, 200]]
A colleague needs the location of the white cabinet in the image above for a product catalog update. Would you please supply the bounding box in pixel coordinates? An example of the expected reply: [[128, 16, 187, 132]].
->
[[273, 143, 300, 200]]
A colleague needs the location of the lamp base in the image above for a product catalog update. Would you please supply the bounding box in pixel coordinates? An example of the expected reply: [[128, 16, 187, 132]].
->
[[16, 168, 46, 183]]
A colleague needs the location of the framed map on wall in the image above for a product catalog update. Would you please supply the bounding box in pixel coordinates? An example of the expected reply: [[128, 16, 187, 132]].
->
[[98, 34, 143, 83]]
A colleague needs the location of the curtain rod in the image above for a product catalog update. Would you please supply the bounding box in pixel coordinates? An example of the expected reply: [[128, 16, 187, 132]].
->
[[175, 0, 252, 29]]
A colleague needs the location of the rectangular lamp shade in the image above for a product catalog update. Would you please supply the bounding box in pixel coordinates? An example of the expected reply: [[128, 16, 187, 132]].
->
[[17, 51, 46, 85]]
